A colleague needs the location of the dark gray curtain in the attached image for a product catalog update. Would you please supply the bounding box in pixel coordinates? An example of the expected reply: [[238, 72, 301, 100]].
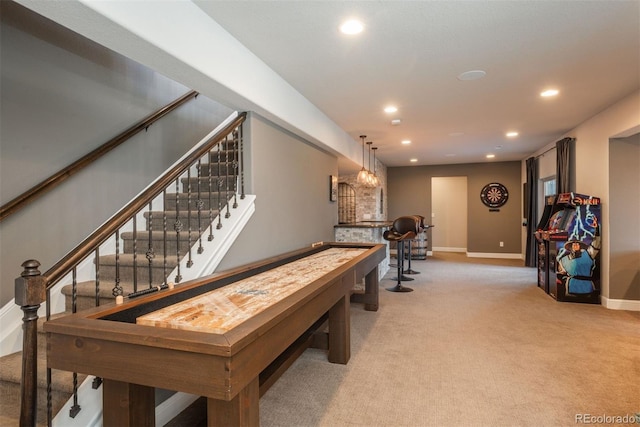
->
[[556, 137, 574, 194], [525, 157, 538, 267]]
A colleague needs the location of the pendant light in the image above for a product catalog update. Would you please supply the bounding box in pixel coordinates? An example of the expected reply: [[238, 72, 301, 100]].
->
[[371, 146, 380, 187], [366, 141, 375, 187], [357, 135, 369, 185]]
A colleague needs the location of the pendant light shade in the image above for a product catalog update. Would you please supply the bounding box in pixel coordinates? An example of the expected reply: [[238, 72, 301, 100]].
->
[[371, 146, 380, 187], [366, 141, 374, 187], [357, 135, 369, 185]]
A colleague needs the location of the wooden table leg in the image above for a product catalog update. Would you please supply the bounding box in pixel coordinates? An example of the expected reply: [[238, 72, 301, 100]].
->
[[364, 267, 379, 311], [207, 376, 259, 426], [328, 293, 350, 364], [103, 379, 155, 427]]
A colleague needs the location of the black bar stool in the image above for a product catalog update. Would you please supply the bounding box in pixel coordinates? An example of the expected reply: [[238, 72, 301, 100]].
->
[[383, 216, 420, 292], [404, 215, 426, 275]]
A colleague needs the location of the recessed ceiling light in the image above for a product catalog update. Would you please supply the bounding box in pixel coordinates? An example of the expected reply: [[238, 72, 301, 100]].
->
[[486, 154, 495, 159], [449, 132, 464, 137], [457, 70, 487, 81], [540, 89, 559, 97], [401, 140, 411, 145], [410, 158, 418, 163], [391, 119, 402, 126], [384, 106, 398, 113], [340, 19, 364, 35], [445, 153, 456, 157], [506, 131, 519, 137]]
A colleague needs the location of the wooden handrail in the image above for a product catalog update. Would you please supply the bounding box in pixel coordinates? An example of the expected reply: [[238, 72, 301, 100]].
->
[[0, 90, 199, 222], [43, 112, 247, 288]]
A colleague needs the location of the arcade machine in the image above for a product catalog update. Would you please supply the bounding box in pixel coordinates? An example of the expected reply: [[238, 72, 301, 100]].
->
[[534, 195, 564, 294], [536, 193, 601, 303]]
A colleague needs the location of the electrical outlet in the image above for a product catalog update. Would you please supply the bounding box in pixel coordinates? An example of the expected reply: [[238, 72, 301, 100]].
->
[[499, 241, 504, 247]]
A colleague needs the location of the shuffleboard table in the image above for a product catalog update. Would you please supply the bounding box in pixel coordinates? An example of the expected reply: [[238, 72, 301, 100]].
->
[[44, 242, 385, 426]]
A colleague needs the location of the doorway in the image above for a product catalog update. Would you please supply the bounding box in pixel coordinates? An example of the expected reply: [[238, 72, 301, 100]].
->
[[431, 176, 468, 252]]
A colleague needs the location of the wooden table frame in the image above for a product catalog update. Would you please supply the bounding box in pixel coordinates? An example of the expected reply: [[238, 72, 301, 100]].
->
[[45, 242, 384, 426]]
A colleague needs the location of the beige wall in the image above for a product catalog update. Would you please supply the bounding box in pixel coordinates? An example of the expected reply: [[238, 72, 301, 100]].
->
[[569, 91, 639, 304], [609, 134, 640, 301], [388, 161, 522, 255], [0, 7, 233, 306], [216, 113, 339, 270]]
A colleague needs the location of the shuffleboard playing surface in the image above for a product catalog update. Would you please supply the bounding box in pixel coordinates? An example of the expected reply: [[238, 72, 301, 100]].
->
[[136, 247, 367, 333]]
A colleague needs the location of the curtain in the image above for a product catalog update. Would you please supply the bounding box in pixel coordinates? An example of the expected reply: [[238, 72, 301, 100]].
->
[[556, 137, 574, 194], [524, 157, 538, 267]]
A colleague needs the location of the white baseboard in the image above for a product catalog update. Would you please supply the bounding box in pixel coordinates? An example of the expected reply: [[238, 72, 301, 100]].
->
[[466, 252, 523, 259], [601, 296, 640, 311], [432, 247, 466, 252]]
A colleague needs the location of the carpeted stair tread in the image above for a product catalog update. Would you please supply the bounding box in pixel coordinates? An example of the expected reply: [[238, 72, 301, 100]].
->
[[143, 210, 221, 219], [180, 177, 237, 193], [60, 280, 169, 299], [95, 253, 180, 267], [120, 230, 204, 255], [164, 192, 235, 211], [197, 163, 237, 176], [0, 346, 87, 426], [200, 150, 236, 163], [143, 209, 221, 224], [0, 351, 85, 393], [121, 230, 204, 241]]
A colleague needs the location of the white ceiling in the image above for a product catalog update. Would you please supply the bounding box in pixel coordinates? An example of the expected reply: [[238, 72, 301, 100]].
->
[[195, 1, 639, 172]]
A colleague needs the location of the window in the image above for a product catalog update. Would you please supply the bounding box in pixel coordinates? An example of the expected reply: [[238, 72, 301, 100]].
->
[[537, 176, 556, 225], [543, 177, 556, 197]]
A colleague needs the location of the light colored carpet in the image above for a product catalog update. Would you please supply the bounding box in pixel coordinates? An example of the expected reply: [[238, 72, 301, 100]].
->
[[259, 252, 640, 427]]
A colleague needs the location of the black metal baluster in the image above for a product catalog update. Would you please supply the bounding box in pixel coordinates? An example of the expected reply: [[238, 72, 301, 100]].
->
[[216, 142, 223, 229], [147, 201, 154, 288], [163, 190, 168, 281], [95, 247, 100, 307], [112, 230, 123, 298], [72, 267, 77, 314], [239, 123, 245, 199], [232, 130, 238, 209], [174, 179, 182, 283], [224, 136, 231, 218], [207, 150, 215, 240], [132, 215, 138, 293], [186, 168, 193, 268], [69, 268, 80, 417], [196, 159, 204, 254]]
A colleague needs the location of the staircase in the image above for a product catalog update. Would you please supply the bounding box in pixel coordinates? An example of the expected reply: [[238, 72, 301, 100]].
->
[[0, 121, 253, 426]]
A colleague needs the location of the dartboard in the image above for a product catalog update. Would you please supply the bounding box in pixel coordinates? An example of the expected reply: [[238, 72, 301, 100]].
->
[[480, 183, 509, 208]]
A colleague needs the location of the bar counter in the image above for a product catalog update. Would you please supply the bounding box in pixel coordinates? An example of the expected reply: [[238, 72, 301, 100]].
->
[[334, 221, 392, 279]]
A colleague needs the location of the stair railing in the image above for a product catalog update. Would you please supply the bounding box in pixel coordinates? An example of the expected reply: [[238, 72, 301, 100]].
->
[[0, 90, 198, 223], [15, 111, 247, 426]]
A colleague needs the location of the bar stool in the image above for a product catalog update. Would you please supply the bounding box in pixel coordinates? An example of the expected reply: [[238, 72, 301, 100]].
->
[[404, 215, 426, 275], [383, 216, 419, 292]]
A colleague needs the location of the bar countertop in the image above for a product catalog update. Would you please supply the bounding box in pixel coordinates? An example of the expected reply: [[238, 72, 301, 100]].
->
[[334, 221, 393, 228]]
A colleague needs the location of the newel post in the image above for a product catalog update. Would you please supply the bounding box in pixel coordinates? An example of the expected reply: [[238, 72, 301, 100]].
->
[[15, 259, 46, 427]]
